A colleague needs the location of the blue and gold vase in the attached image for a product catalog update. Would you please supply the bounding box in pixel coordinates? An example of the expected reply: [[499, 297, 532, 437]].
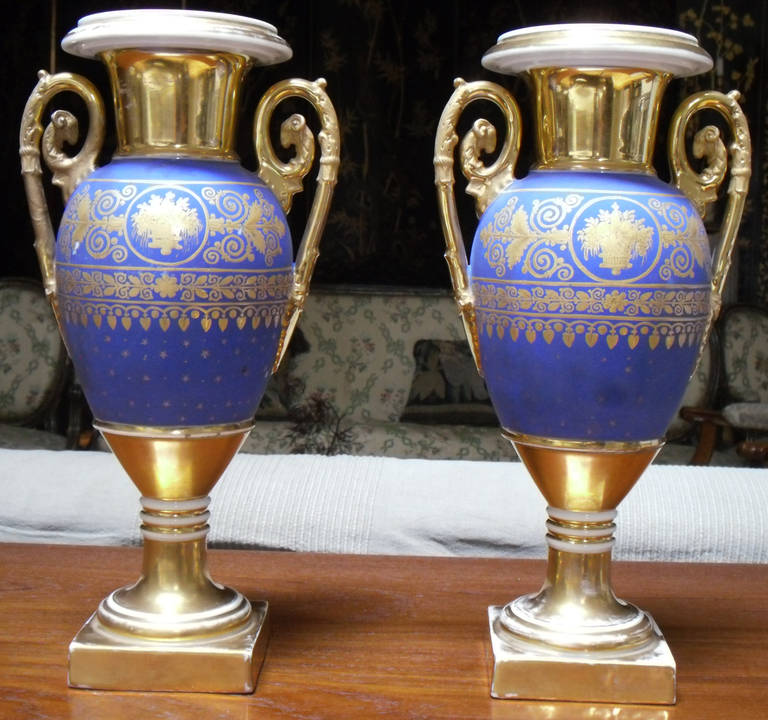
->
[[435, 24, 750, 704], [20, 10, 339, 693]]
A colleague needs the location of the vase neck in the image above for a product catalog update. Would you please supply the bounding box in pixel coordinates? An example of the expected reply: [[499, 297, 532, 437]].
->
[[102, 49, 251, 159], [529, 67, 670, 172]]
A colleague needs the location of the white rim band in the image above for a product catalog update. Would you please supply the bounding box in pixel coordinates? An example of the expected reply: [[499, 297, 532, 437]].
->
[[482, 23, 712, 77], [547, 506, 617, 523], [547, 536, 615, 555], [62, 9, 292, 64]]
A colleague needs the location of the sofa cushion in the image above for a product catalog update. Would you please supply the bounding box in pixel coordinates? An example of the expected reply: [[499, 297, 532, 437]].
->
[[401, 338, 495, 426], [0, 424, 67, 450], [723, 402, 768, 431], [285, 289, 466, 423]]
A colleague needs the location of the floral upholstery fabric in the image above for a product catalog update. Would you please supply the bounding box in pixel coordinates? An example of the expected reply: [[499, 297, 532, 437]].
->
[[721, 306, 768, 403], [0, 280, 65, 423], [283, 290, 466, 423], [246, 288, 508, 459], [242, 419, 516, 461]]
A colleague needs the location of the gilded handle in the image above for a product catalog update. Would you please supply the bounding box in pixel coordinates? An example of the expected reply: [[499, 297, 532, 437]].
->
[[434, 78, 522, 375], [254, 78, 340, 373], [668, 89, 751, 326], [19, 70, 105, 303]]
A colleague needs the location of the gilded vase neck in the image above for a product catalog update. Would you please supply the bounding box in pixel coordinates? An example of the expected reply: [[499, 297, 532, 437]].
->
[[529, 67, 670, 172], [102, 49, 251, 159]]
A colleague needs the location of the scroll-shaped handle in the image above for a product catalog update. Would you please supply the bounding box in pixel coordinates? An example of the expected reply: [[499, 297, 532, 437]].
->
[[433, 78, 522, 375], [254, 78, 340, 372], [19, 70, 105, 305], [668, 89, 751, 326]]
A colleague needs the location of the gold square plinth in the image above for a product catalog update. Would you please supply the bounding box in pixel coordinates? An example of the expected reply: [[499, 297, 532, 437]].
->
[[488, 606, 676, 704], [68, 601, 269, 693]]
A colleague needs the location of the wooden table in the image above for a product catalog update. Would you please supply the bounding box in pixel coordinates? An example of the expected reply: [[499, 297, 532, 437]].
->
[[1, 544, 766, 719]]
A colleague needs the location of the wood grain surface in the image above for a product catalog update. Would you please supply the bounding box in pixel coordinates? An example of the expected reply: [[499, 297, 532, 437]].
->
[[0, 543, 766, 719]]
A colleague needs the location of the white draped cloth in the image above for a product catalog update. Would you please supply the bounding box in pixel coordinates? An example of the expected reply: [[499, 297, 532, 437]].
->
[[1, 449, 766, 563]]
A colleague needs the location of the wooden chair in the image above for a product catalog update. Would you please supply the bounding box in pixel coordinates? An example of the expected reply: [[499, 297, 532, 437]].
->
[[681, 304, 768, 466]]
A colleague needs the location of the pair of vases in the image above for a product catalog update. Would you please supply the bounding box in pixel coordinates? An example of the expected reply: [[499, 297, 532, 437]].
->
[[21, 10, 750, 705]]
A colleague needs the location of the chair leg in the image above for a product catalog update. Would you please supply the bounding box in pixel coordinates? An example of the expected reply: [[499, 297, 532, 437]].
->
[[689, 421, 718, 465], [736, 439, 768, 466]]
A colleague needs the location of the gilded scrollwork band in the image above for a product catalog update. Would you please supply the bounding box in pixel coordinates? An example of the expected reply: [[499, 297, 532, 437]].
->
[[473, 186, 713, 351], [474, 280, 710, 318], [475, 304, 708, 350], [59, 182, 288, 267], [478, 191, 709, 287], [57, 265, 292, 331], [57, 296, 285, 333]]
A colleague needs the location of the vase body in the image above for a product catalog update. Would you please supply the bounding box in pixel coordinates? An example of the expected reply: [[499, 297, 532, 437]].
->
[[435, 23, 750, 705], [54, 29, 297, 431], [472, 168, 709, 443], [56, 157, 291, 427], [21, 9, 339, 693]]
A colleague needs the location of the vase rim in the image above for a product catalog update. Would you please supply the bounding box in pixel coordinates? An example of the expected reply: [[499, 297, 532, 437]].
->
[[61, 9, 292, 65], [483, 23, 712, 77]]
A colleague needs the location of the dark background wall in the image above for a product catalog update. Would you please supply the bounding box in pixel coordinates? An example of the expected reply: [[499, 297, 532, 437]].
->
[[4, 1, 766, 304]]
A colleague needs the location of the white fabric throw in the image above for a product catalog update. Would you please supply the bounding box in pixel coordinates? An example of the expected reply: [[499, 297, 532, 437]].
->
[[1, 449, 765, 562]]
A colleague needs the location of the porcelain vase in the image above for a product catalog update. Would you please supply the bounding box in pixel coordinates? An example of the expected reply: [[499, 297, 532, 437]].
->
[[434, 23, 750, 704], [20, 9, 339, 693]]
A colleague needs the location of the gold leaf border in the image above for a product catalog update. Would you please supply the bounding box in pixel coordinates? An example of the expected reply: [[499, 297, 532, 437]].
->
[[57, 267, 293, 304], [476, 310, 707, 350], [59, 297, 285, 333], [473, 280, 710, 319]]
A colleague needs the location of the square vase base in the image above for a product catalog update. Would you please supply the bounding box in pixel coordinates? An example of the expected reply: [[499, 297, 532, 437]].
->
[[68, 601, 270, 694], [488, 606, 676, 704]]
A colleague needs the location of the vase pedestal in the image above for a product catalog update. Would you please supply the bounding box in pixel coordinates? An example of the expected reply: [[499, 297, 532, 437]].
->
[[69, 602, 269, 693], [487, 437, 675, 704], [488, 606, 675, 704], [65, 423, 270, 693]]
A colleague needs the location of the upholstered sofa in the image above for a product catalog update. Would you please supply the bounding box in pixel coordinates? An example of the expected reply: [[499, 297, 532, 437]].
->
[[242, 285, 518, 461], [682, 304, 768, 464]]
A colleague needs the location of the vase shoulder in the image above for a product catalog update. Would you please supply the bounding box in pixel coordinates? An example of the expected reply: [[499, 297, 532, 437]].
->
[[58, 157, 292, 270]]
